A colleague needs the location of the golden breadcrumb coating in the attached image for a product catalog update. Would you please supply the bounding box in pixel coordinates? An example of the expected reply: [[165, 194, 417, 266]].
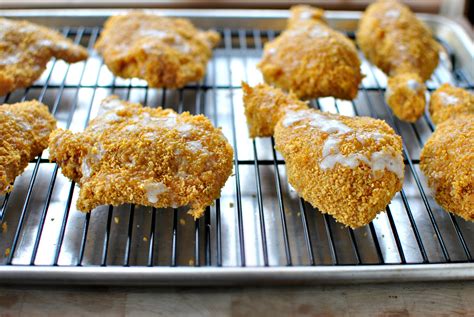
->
[[95, 12, 220, 89], [0, 18, 88, 96], [0, 100, 56, 194], [49, 96, 233, 218], [258, 5, 362, 100], [243, 83, 404, 228], [420, 114, 474, 221], [429, 84, 474, 125], [357, 0, 440, 122], [242, 82, 307, 138], [385, 73, 426, 122]]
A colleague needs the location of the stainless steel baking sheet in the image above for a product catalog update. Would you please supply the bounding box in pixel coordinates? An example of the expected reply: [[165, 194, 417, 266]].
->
[[0, 9, 472, 285]]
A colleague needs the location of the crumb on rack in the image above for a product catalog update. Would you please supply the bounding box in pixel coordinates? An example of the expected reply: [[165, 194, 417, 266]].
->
[[143, 236, 148, 242], [297, 212, 301, 217], [188, 258, 194, 266], [179, 219, 186, 226], [1, 222, 7, 233], [114, 216, 120, 224], [229, 202, 234, 208], [5, 248, 10, 257]]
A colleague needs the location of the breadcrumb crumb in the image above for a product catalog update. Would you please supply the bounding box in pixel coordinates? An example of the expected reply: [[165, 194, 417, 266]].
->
[[49, 96, 233, 218], [357, 0, 440, 122], [420, 114, 473, 221], [259, 5, 362, 100], [95, 12, 220, 89], [243, 83, 404, 228], [429, 84, 473, 125], [1, 100, 56, 194], [0, 18, 88, 96]]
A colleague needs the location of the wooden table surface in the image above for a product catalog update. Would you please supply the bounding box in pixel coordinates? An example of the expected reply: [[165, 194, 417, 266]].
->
[[1, 282, 473, 316]]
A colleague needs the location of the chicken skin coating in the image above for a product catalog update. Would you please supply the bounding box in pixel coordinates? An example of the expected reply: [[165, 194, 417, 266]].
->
[[357, 0, 440, 122], [95, 12, 220, 89], [420, 114, 474, 221], [429, 84, 474, 125], [0, 100, 56, 194], [0, 18, 88, 96], [386, 73, 426, 123], [242, 82, 308, 138], [258, 5, 362, 100], [49, 96, 233, 218], [243, 83, 404, 228]]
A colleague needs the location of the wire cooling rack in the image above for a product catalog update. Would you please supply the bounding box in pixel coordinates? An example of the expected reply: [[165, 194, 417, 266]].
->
[[0, 11, 473, 285]]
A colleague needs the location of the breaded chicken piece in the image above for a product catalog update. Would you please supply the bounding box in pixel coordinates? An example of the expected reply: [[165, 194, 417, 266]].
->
[[0, 18, 88, 96], [0, 100, 56, 194], [420, 114, 473, 221], [243, 83, 404, 228], [49, 96, 233, 218], [258, 5, 362, 100], [357, 0, 440, 122], [429, 84, 473, 125], [242, 82, 308, 138], [95, 12, 220, 89]]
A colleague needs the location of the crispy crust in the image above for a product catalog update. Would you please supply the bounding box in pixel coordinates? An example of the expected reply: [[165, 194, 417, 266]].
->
[[420, 114, 474, 221], [357, 0, 440, 122], [385, 73, 426, 122], [0, 18, 88, 96], [357, 0, 439, 80], [258, 5, 362, 100], [242, 82, 308, 138], [95, 12, 220, 89], [49, 96, 233, 218], [429, 83, 474, 125], [243, 83, 404, 228], [0, 100, 57, 194]]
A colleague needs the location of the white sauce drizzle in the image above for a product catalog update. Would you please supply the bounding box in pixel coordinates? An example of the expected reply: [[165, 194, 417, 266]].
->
[[299, 11, 313, 20], [187, 140, 209, 154], [3, 110, 32, 131], [0, 54, 20, 65], [140, 29, 191, 53], [36, 39, 53, 47], [144, 182, 168, 203], [385, 9, 401, 19], [406, 79, 422, 92], [103, 112, 121, 123], [101, 99, 126, 112], [81, 159, 92, 179], [438, 92, 459, 106], [139, 29, 169, 38], [309, 25, 329, 38], [282, 111, 404, 179], [267, 47, 276, 55], [81, 143, 104, 179]]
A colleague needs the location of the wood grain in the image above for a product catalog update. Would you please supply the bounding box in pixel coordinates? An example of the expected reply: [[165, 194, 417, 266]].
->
[[0, 282, 473, 316]]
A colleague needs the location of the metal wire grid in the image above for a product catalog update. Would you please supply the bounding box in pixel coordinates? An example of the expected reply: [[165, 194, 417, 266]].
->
[[0, 26, 473, 270]]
